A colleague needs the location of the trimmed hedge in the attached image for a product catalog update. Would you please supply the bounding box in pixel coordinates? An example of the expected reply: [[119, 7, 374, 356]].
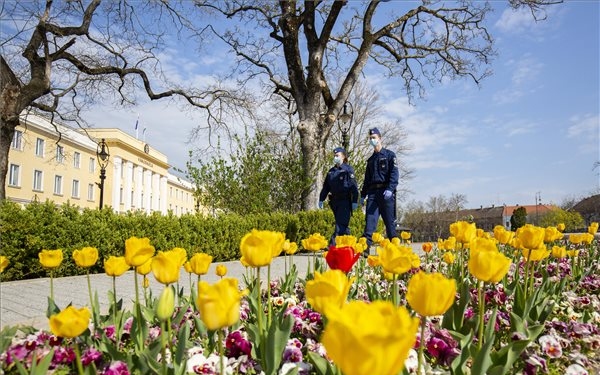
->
[[0, 200, 369, 281]]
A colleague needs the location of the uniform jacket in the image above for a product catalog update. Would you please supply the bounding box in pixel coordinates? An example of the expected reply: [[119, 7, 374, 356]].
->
[[319, 163, 359, 203], [360, 148, 399, 197]]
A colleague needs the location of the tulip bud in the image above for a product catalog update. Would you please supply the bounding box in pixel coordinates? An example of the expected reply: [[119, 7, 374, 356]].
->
[[216, 264, 227, 277], [156, 286, 175, 321]]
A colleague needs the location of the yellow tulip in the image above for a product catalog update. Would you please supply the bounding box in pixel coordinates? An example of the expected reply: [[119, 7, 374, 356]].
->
[[544, 227, 564, 243], [72, 247, 99, 268], [335, 235, 357, 247], [421, 242, 433, 253], [567, 249, 580, 258], [196, 278, 247, 330], [400, 231, 411, 240], [305, 270, 354, 316], [301, 233, 328, 251], [589, 222, 599, 235], [551, 246, 567, 259], [581, 233, 595, 245], [184, 261, 193, 273], [283, 240, 299, 255], [104, 256, 130, 277], [468, 245, 511, 283], [407, 271, 456, 317], [321, 300, 419, 375], [156, 285, 175, 321], [136, 257, 153, 275], [372, 232, 384, 244], [151, 251, 181, 285], [449, 221, 477, 244], [367, 255, 381, 267], [442, 236, 457, 250], [38, 249, 63, 269], [239, 230, 285, 267], [521, 245, 550, 262], [143, 275, 150, 288], [0, 256, 9, 273], [124, 237, 155, 267], [493, 226, 515, 245], [188, 253, 213, 275], [557, 223, 566, 232], [516, 224, 545, 250], [216, 264, 227, 277], [442, 251, 455, 264], [391, 237, 401, 246], [49, 306, 90, 338], [170, 247, 188, 266], [377, 242, 414, 275]]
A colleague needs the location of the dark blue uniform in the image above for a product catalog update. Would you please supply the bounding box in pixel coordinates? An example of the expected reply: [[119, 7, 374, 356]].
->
[[319, 163, 359, 245], [361, 148, 399, 245]]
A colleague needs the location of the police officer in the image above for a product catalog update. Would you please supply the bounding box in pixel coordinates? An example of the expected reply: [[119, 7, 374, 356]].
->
[[319, 147, 359, 246], [360, 128, 399, 247]]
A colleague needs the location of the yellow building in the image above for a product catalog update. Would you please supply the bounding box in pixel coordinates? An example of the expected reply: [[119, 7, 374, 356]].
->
[[6, 113, 197, 215]]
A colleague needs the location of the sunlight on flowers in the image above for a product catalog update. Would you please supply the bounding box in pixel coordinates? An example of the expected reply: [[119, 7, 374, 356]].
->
[[188, 252, 213, 275], [239, 229, 285, 267], [196, 278, 247, 331], [104, 256, 130, 277], [124, 236, 155, 267], [72, 247, 98, 268], [49, 306, 91, 338], [321, 300, 419, 375], [449, 221, 477, 244], [301, 233, 329, 252], [0, 256, 9, 273], [38, 249, 63, 269], [305, 270, 354, 316], [151, 251, 181, 285], [407, 271, 456, 317]]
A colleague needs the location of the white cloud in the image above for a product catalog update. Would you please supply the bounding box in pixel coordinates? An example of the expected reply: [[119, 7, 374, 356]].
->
[[568, 114, 599, 138], [495, 7, 536, 34]]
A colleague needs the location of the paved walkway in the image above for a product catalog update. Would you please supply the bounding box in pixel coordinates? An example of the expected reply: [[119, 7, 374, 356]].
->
[[0, 255, 315, 330], [1, 243, 425, 330]]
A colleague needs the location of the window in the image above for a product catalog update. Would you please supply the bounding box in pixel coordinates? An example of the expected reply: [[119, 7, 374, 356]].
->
[[87, 183, 95, 201], [89, 157, 95, 173], [11, 130, 23, 150], [73, 152, 81, 168], [56, 145, 64, 163], [35, 138, 45, 157], [72, 179, 80, 198], [120, 187, 124, 204], [8, 164, 20, 187], [54, 175, 63, 195], [33, 170, 43, 191]]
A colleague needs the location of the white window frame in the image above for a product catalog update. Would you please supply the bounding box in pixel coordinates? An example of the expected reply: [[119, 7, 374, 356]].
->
[[89, 157, 95, 173], [87, 183, 95, 201], [35, 138, 45, 157], [72, 179, 80, 198], [33, 170, 43, 191], [11, 130, 23, 150], [54, 175, 63, 195], [56, 145, 64, 163], [8, 164, 20, 187], [73, 152, 81, 169]]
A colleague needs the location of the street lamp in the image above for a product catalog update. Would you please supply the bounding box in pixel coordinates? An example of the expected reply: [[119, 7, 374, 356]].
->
[[338, 101, 353, 152], [96, 138, 110, 209]]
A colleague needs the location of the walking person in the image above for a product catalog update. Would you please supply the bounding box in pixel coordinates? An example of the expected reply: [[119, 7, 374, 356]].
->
[[318, 147, 359, 246], [360, 128, 399, 249]]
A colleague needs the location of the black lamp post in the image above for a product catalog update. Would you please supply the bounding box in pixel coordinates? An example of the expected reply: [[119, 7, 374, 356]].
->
[[338, 101, 354, 152], [96, 138, 110, 209]]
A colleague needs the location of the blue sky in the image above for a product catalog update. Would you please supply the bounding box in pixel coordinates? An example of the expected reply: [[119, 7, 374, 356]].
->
[[87, 1, 599, 209]]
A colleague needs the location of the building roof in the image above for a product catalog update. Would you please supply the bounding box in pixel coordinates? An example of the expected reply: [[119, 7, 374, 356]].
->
[[572, 194, 600, 215], [502, 204, 556, 217]]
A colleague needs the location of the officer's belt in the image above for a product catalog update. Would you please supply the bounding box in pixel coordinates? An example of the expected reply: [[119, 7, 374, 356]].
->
[[328, 193, 351, 200], [369, 183, 388, 189]]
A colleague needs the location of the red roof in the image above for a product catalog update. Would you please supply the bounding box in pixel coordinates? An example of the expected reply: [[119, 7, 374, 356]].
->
[[502, 204, 556, 217]]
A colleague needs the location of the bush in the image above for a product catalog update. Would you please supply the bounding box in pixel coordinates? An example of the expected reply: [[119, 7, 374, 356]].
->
[[0, 201, 368, 281]]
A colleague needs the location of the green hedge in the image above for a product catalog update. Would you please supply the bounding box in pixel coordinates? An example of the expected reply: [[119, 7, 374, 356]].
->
[[0, 200, 369, 281]]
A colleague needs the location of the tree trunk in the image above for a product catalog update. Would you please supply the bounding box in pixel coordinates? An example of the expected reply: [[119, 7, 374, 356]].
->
[[0, 118, 17, 201], [297, 118, 325, 211], [1, 56, 23, 202]]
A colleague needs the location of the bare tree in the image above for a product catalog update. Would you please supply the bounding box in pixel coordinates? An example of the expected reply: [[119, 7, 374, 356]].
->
[[0, 0, 247, 200], [194, 0, 562, 210]]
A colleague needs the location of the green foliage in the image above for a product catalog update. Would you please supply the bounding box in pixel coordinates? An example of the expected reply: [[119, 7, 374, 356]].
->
[[0, 200, 365, 281], [186, 131, 312, 214], [539, 208, 584, 231], [510, 207, 527, 231]]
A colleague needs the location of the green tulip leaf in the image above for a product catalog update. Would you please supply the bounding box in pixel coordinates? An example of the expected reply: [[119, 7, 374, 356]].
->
[[470, 338, 494, 375], [488, 340, 531, 375], [264, 309, 294, 375]]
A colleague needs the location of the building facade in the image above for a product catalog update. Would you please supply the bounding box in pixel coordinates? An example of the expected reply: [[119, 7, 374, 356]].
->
[[6, 113, 197, 215]]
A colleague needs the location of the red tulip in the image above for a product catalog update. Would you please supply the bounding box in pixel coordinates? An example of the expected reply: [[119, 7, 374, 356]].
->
[[325, 246, 360, 273]]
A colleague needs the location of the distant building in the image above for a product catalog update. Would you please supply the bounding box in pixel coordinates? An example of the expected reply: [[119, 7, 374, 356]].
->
[[501, 204, 556, 229], [571, 194, 600, 226], [6, 113, 198, 216]]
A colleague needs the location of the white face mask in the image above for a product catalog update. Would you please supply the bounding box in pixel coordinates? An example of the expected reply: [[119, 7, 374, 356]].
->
[[369, 138, 379, 147], [333, 156, 342, 165]]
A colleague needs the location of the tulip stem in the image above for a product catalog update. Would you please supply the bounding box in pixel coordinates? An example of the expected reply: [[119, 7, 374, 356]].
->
[[73, 342, 85, 375], [50, 270, 54, 302], [134, 272, 143, 338], [218, 329, 225, 375], [86, 271, 93, 310], [267, 264, 272, 326], [417, 316, 426, 375], [256, 267, 265, 366], [160, 320, 168, 375], [392, 274, 398, 307], [478, 280, 484, 350]]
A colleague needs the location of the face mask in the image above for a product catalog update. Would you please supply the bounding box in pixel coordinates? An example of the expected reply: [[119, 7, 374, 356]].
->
[[333, 156, 342, 165], [369, 138, 379, 147]]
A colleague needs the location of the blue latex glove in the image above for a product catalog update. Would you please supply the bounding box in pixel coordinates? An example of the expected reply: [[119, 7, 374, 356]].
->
[[383, 190, 393, 200], [359, 197, 365, 206], [352, 202, 358, 211], [318, 201, 324, 209]]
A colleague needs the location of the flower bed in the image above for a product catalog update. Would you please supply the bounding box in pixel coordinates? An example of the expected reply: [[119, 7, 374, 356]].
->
[[0, 223, 598, 375]]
